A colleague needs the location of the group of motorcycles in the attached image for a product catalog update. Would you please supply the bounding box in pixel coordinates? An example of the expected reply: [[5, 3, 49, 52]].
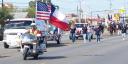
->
[[18, 33, 46, 60]]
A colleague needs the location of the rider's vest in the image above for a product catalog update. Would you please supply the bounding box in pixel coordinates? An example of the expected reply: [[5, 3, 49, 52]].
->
[[29, 29, 41, 36]]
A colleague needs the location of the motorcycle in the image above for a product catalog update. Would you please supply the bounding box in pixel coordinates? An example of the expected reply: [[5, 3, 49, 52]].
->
[[19, 33, 46, 60]]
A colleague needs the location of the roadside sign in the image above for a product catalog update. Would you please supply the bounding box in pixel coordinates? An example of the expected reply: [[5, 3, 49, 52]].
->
[[119, 8, 126, 14]]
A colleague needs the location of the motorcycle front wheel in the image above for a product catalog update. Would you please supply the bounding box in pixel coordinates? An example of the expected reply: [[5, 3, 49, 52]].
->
[[33, 54, 39, 59], [23, 48, 29, 60]]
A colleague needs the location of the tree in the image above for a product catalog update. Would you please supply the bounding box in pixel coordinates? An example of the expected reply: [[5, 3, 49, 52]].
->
[[0, 7, 13, 40], [0, 7, 13, 27], [29, 1, 36, 8], [27, 1, 36, 18], [27, 7, 35, 18]]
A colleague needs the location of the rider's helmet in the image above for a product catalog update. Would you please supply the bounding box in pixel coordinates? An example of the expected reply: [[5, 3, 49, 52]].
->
[[30, 23, 37, 29], [31, 23, 36, 26]]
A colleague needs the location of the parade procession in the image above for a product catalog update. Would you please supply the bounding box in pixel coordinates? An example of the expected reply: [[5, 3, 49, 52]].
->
[[0, 0, 128, 64]]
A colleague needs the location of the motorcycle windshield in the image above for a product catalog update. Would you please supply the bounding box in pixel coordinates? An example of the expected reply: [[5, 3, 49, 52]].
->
[[21, 33, 37, 43]]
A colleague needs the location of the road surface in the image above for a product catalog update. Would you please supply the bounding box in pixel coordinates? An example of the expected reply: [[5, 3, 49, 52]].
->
[[0, 35, 128, 64]]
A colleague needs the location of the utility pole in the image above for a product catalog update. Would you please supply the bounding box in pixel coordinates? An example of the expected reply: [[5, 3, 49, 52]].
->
[[78, 0, 82, 23], [108, 0, 112, 21], [124, 0, 127, 24], [77, 4, 78, 17], [109, 0, 112, 11], [2, 0, 4, 8], [124, 0, 127, 17], [91, 11, 92, 23]]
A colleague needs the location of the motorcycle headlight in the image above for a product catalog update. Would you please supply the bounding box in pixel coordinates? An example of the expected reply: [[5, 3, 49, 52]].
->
[[33, 43, 37, 45], [33, 50, 36, 53], [17, 33, 22, 36], [36, 34, 41, 37]]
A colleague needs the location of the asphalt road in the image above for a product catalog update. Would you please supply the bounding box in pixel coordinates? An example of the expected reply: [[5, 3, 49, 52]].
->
[[0, 35, 128, 64]]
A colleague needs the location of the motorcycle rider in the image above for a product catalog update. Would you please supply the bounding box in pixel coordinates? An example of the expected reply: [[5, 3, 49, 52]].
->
[[28, 23, 41, 36], [27, 23, 47, 52], [20, 23, 46, 60]]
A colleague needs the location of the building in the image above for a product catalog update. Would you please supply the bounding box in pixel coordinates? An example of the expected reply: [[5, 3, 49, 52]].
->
[[0, 2, 14, 9]]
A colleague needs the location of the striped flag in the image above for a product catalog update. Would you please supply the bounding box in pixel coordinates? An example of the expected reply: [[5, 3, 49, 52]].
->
[[49, 5, 70, 31], [36, 1, 51, 20], [108, 14, 112, 21]]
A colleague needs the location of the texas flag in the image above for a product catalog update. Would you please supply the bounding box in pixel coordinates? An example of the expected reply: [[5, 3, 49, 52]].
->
[[49, 5, 70, 31]]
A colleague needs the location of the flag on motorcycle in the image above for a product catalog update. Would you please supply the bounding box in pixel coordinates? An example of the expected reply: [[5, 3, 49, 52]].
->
[[49, 5, 70, 31], [36, 1, 51, 20]]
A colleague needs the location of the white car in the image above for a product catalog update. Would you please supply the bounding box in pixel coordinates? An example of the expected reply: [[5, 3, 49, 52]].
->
[[3, 18, 34, 48], [75, 23, 87, 39]]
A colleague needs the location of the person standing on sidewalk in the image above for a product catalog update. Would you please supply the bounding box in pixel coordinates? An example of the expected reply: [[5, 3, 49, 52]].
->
[[94, 25, 102, 43], [70, 25, 76, 43], [82, 24, 88, 43]]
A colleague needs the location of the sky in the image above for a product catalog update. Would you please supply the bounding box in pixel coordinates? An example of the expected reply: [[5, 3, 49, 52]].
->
[[2, 0, 32, 8], [1, 0, 128, 15], [52, 0, 127, 14]]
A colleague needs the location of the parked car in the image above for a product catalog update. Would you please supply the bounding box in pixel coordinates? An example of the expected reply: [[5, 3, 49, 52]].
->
[[69, 23, 93, 40], [3, 18, 34, 48], [75, 23, 87, 39]]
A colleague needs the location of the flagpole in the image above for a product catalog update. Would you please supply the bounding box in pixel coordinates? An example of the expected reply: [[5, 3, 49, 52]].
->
[[42, 0, 51, 39], [35, 0, 37, 20], [45, 0, 50, 33]]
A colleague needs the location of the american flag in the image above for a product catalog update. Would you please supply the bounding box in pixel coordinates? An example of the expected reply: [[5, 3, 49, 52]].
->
[[36, 1, 51, 20]]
